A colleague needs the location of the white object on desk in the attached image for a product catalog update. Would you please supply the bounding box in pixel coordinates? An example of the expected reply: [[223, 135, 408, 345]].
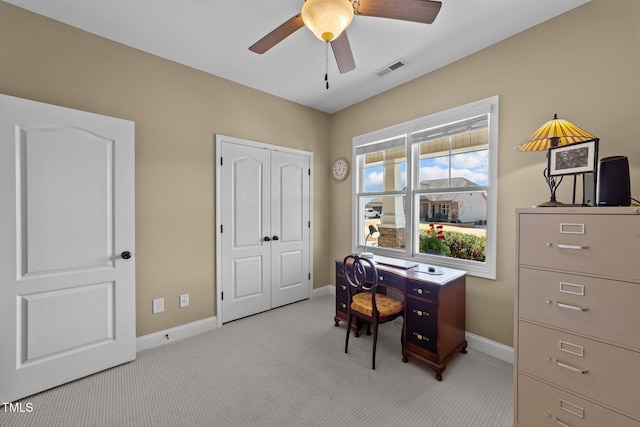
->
[[414, 266, 444, 275], [374, 256, 418, 269]]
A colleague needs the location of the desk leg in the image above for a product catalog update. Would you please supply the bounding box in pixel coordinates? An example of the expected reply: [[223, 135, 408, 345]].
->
[[401, 340, 467, 381]]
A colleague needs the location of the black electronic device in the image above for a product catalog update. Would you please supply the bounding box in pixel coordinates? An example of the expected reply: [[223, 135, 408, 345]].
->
[[598, 155, 631, 206]]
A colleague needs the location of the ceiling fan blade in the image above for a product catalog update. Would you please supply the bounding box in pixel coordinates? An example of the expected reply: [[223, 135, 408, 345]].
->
[[355, 0, 442, 25], [330, 31, 356, 74], [249, 14, 305, 54]]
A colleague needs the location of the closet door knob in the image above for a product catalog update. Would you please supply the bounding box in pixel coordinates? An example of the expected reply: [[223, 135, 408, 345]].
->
[[121, 251, 132, 259], [263, 236, 271, 242], [272, 235, 279, 241]]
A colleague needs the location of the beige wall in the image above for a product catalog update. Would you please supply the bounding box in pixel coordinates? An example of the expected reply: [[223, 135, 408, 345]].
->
[[0, 2, 331, 336], [330, 0, 640, 346], [2, 0, 638, 346]]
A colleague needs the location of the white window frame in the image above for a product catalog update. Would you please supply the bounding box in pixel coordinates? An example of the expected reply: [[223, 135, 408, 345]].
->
[[351, 96, 498, 279]]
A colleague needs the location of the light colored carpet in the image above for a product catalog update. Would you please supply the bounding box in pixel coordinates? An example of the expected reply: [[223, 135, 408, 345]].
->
[[1, 294, 513, 426]]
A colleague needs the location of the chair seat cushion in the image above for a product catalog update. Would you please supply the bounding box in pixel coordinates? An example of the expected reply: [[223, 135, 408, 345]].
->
[[351, 292, 404, 317]]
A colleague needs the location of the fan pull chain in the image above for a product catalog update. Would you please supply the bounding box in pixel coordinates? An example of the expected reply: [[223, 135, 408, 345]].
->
[[325, 41, 329, 90]]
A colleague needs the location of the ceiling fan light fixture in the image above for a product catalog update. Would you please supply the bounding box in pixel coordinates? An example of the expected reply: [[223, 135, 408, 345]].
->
[[301, 0, 354, 42]]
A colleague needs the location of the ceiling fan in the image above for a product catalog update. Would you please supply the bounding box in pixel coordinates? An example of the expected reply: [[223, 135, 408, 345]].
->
[[249, 0, 442, 76]]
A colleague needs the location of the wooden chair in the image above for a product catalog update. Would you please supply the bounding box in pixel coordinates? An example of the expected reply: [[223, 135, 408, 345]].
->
[[343, 254, 404, 369]]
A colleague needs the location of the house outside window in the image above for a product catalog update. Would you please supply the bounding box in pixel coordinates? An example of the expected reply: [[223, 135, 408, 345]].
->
[[352, 96, 498, 279]]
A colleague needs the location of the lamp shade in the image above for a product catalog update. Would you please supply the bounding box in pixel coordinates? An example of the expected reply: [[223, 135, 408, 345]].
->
[[301, 0, 354, 42], [516, 114, 596, 152]]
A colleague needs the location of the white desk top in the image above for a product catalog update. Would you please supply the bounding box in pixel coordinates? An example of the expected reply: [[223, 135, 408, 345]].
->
[[371, 255, 466, 286]]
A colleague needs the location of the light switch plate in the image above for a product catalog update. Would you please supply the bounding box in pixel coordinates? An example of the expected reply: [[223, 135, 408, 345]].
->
[[179, 294, 189, 308], [152, 298, 164, 314]]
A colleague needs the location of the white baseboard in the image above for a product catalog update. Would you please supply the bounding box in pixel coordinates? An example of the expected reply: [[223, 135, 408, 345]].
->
[[312, 284, 335, 298], [466, 331, 513, 365], [136, 316, 217, 353]]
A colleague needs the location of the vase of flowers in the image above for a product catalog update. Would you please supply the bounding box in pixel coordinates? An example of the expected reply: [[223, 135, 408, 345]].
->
[[419, 223, 451, 256]]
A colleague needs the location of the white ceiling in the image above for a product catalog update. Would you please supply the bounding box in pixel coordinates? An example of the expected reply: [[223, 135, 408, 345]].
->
[[5, 0, 589, 114]]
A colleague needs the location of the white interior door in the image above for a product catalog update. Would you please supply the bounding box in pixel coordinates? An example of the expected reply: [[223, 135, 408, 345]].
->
[[270, 150, 310, 308], [219, 142, 271, 322], [217, 136, 311, 324], [0, 94, 136, 403]]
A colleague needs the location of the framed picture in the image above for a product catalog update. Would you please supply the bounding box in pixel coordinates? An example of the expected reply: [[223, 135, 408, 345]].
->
[[548, 138, 598, 176]]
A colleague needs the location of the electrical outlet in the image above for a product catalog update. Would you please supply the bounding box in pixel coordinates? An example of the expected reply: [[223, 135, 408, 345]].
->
[[179, 294, 189, 308], [152, 298, 164, 314]]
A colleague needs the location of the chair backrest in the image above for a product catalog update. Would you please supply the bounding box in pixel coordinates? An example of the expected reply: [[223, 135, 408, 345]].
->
[[342, 255, 378, 312]]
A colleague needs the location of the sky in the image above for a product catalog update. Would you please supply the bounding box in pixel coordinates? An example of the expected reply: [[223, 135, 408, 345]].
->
[[364, 149, 489, 192]]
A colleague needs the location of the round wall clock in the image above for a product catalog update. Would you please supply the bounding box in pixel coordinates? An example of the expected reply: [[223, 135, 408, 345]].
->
[[332, 157, 349, 181]]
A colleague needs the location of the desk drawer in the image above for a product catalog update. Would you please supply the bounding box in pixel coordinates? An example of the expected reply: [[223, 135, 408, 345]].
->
[[406, 280, 438, 301], [377, 270, 405, 291], [518, 213, 639, 280], [517, 374, 640, 427], [518, 321, 640, 419], [336, 293, 348, 314], [406, 298, 437, 331], [335, 274, 348, 313], [519, 268, 640, 350], [406, 327, 437, 353]]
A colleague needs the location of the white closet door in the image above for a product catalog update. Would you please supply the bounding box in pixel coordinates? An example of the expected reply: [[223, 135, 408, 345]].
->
[[220, 142, 272, 322], [217, 137, 311, 324], [0, 94, 136, 403], [270, 150, 310, 308]]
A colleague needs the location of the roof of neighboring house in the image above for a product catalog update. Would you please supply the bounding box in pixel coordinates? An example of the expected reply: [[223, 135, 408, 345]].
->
[[419, 177, 479, 189], [365, 177, 483, 207]]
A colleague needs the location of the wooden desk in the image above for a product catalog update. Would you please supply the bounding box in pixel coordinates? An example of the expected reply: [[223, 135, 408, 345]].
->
[[334, 256, 467, 380]]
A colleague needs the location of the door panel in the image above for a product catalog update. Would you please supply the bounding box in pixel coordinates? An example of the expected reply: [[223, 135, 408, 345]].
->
[[278, 251, 303, 289], [232, 155, 266, 248], [19, 126, 113, 274], [220, 142, 271, 322], [232, 256, 264, 299], [21, 282, 114, 362], [0, 94, 135, 403], [279, 162, 304, 242]]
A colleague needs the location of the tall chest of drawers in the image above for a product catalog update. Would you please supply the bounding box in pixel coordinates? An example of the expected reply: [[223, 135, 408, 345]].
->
[[514, 207, 640, 427]]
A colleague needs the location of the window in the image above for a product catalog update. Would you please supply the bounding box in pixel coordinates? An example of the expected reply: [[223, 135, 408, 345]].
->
[[352, 96, 498, 279]]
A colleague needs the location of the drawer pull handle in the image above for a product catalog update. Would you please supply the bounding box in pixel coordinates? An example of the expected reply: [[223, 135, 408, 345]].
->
[[555, 360, 588, 374], [412, 309, 430, 317], [413, 288, 429, 295], [557, 243, 588, 250], [412, 332, 430, 341], [555, 418, 573, 427], [556, 302, 588, 312], [341, 285, 346, 290], [341, 303, 347, 309]]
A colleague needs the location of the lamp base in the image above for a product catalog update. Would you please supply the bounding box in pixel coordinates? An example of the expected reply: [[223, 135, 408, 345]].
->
[[536, 200, 565, 207], [359, 252, 375, 259]]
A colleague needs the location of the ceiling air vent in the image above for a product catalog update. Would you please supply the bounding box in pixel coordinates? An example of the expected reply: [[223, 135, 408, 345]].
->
[[375, 59, 408, 77]]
